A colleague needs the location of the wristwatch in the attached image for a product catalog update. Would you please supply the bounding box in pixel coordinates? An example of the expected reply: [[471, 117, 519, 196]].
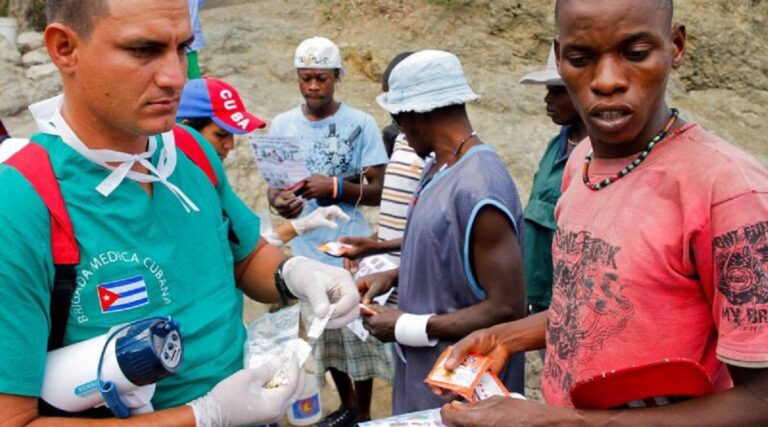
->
[[274, 258, 296, 306]]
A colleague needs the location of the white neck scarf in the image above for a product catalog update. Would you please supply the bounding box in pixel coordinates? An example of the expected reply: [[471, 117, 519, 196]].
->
[[29, 95, 199, 213]]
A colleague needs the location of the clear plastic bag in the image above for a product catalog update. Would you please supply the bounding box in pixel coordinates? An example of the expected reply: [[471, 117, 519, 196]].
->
[[243, 305, 311, 387]]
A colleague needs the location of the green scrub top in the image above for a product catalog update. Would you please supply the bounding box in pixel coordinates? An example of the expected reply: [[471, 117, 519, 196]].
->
[[524, 125, 574, 312], [0, 126, 260, 409]]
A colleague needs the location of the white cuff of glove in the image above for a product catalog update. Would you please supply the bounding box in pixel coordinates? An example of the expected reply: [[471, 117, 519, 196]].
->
[[187, 396, 221, 427], [289, 219, 308, 236], [281, 256, 303, 294], [395, 313, 438, 347], [262, 229, 283, 246]]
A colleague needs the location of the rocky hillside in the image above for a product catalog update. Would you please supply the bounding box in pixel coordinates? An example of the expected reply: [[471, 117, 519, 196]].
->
[[211, 0, 767, 214]]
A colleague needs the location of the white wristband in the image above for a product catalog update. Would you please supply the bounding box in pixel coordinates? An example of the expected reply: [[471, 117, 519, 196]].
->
[[395, 313, 438, 347]]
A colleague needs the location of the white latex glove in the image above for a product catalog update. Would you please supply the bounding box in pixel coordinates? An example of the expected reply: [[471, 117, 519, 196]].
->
[[291, 206, 351, 236], [282, 256, 359, 329], [188, 358, 304, 427]]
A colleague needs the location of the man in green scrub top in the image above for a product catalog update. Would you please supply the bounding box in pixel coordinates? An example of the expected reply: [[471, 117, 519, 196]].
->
[[519, 45, 587, 316], [0, 1, 359, 426]]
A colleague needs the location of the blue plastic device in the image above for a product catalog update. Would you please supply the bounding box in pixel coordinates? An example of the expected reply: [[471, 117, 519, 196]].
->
[[97, 316, 183, 418]]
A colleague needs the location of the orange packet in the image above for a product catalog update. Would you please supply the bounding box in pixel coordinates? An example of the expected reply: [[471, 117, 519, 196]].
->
[[469, 370, 511, 402], [424, 347, 492, 398], [317, 241, 353, 257]]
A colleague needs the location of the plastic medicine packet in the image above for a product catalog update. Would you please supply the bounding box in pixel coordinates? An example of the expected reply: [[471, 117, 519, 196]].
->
[[243, 305, 312, 387], [425, 347, 527, 403], [317, 241, 353, 257], [424, 347, 492, 400]]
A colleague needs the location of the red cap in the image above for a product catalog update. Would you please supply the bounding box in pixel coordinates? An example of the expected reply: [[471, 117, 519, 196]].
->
[[178, 77, 267, 134]]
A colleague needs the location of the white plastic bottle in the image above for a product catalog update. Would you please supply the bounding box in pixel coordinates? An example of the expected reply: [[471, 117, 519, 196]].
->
[[286, 374, 322, 426]]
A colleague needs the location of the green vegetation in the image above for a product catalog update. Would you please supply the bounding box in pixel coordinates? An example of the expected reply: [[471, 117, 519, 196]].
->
[[26, 0, 46, 30], [3, 0, 46, 30]]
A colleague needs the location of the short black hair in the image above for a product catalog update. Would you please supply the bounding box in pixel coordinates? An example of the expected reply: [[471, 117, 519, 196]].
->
[[382, 51, 414, 91], [381, 122, 399, 157], [555, 0, 673, 26], [46, 0, 110, 37], [181, 117, 213, 132]]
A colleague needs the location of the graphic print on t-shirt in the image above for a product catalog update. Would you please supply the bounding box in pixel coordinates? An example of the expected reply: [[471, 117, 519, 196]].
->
[[70, 250, 173, 324], [715, 220, 768, 327], [545, 229, 634, 395], [97, 275, 150, 313], [305, 129, 357, 176]]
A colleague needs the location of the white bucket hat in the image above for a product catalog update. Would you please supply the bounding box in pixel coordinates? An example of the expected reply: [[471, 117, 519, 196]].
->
[[376, 49, 479, 114], [519, 45, 563, 86], [294, 36, 345, 77]]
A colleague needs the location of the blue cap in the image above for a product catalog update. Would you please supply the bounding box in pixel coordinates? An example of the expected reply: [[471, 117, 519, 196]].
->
[[177, 77, 266, 134]]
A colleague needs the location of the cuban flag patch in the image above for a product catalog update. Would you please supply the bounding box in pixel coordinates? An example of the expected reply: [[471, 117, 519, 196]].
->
[[97, 275, 150, 313]]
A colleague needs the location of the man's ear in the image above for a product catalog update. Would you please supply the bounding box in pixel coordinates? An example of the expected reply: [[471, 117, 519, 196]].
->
[[554, 36, 561, 73], [670, 23, 687, 70], [43, 23, 81, 75]]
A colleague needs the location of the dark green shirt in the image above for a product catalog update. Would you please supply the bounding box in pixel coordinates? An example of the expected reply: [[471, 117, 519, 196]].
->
[[524, 125, 574, 311]]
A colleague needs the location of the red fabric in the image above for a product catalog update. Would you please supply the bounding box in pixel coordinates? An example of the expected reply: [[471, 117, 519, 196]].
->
[[5, 143, 79, 265], [569, 358, 713, 409], [203, 77, 266, 133], [97, 286, 120, 312], [543, 124, 768, 407], [173, 126, 219, 187]]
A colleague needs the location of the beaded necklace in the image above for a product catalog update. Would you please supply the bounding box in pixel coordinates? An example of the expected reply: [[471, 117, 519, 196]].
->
[[582, 108, 679, 191], [412, 131, 477, 206]]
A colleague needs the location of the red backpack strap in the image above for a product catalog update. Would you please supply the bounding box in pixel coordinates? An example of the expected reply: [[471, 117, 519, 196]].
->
[[5, 142, 79, 265], [5, 141, 79, 351], [173, 126, 219, 187]]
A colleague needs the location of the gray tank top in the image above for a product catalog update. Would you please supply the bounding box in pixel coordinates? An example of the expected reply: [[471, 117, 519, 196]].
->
[[394, 145, 526, 414]]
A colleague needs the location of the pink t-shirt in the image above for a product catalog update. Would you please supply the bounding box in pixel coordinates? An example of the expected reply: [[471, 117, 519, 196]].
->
[[542, 123, 768, 407]]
